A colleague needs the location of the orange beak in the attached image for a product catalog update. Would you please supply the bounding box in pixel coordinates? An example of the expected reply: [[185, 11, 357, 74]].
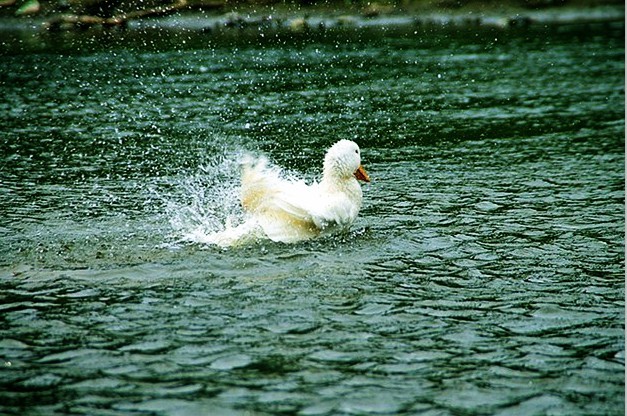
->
[[354, 164, 370, 183]]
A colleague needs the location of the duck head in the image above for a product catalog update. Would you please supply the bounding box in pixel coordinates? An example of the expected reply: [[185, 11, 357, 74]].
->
[[323, 139, 370, 183]]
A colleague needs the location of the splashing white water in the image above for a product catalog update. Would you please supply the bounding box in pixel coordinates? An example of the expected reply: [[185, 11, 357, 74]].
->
[[163, 151, 253, 246]]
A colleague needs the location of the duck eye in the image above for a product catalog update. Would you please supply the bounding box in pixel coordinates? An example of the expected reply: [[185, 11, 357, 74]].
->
[[355, 149, 359, 154]]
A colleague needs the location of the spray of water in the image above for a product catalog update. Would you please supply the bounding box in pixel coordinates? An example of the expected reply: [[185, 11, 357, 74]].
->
[[160, 150, 248, 246]]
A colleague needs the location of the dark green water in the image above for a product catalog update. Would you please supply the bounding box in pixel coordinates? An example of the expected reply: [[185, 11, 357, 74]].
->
[[1, 18, 624, 415]]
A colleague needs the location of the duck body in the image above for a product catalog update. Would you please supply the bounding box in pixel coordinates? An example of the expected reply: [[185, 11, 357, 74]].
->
[[209, 140, 369, 247]]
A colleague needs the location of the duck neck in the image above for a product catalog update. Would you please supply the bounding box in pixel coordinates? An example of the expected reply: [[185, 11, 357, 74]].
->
[[321, 171, 362, 200]]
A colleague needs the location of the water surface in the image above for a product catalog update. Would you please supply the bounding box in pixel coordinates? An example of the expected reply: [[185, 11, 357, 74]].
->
[[0, 19, 624, 415]]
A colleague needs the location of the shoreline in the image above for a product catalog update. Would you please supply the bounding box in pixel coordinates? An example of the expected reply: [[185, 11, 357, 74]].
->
[[0, 1, 623, 32]]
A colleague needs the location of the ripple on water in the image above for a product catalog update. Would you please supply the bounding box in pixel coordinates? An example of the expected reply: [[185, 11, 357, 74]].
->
[[0, 21, 624, 416], [210, 354, 254, 371]]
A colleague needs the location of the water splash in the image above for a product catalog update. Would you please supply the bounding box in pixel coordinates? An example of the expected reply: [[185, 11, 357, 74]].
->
[[163, 151, 249, 246]]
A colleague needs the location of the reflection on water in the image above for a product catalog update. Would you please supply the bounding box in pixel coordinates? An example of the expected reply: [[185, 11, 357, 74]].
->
[[0, 19, 624, 415]]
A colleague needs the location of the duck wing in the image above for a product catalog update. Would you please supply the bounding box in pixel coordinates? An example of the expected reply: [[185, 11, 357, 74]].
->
[[240, 157, 321, 242], [261, 183, 361, 242]]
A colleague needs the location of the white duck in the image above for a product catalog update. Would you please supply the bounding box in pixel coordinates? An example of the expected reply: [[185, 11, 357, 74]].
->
[[209, 140, 370, 246]]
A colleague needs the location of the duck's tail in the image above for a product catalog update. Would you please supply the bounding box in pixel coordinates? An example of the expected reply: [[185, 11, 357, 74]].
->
[[240, 155, 283, 213]]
